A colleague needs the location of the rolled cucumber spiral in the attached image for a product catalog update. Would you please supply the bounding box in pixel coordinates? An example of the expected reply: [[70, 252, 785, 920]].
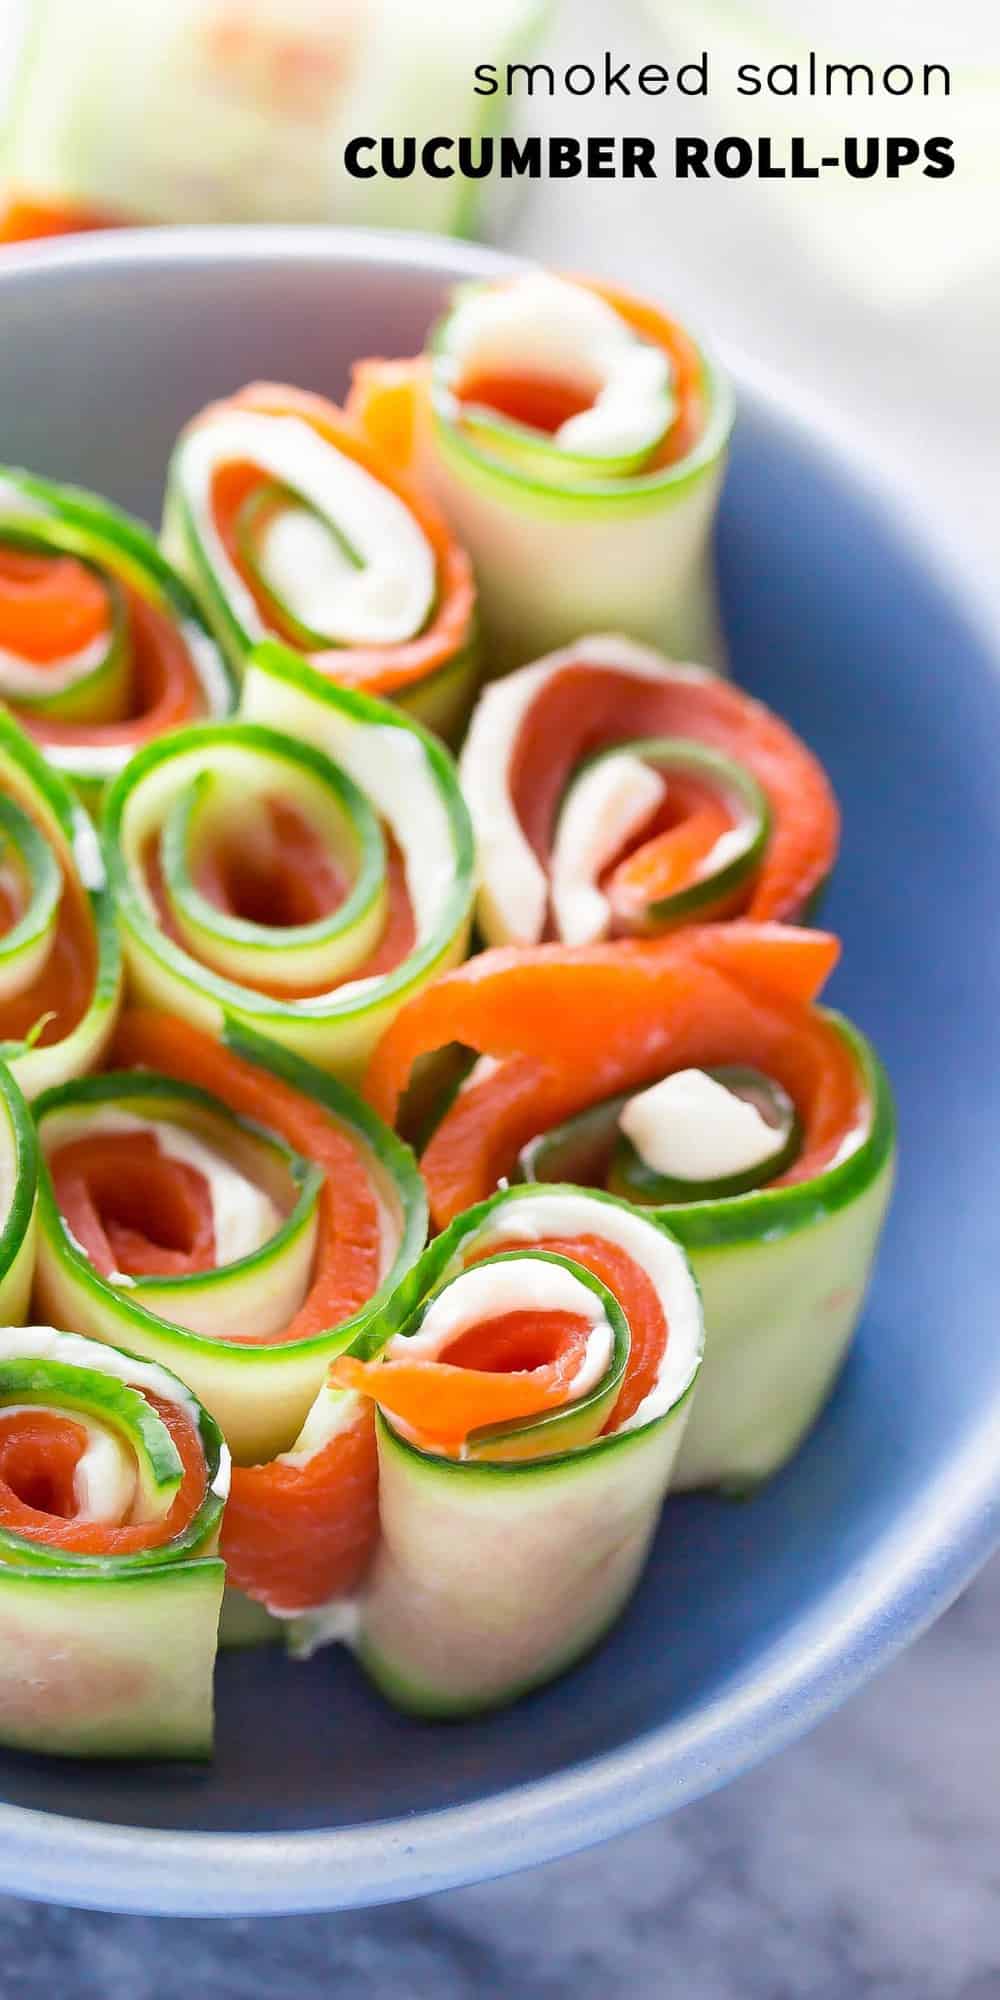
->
[[33, 1011, 427, 1465], [0, 709, 121, 1099], [459, 636, 838, 946], [163, 383, 479, 742], [349, 270, 734, 674], [101, 642, 475, 1084], [0, 468, 234, 805]]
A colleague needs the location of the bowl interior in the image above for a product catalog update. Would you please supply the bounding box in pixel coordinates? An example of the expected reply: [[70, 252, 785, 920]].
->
[[0, 232, 997, 1908]]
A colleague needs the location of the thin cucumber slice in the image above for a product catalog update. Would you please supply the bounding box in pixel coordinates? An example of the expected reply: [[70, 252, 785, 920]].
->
[[0, 1562, 224, 1760], [517, 1094, 626, 1189], [668, 1020, 895, 1490], [0, 1057, 38, 1325], [0, 794, 63, 1005], [455, 402, 666, 488]]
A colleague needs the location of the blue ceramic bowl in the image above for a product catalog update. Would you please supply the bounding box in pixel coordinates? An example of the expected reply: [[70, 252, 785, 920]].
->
[[0, 229, 996, 1917]]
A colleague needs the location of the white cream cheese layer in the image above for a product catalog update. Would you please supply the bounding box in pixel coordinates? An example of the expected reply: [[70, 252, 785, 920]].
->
[[70, 1416, 139, 1521], [697, 822, 758, 879], [619, 1070, 779, 1182], [550, 752, 665, 947], [178, 409, 436, 647], [441, 274, 675, 463], [321, 723, 453, 958], [277, 1379, 363, 1470]]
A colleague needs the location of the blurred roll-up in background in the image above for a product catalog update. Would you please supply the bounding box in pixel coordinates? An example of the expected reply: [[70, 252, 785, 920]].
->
[[0, 0, 548, 238]]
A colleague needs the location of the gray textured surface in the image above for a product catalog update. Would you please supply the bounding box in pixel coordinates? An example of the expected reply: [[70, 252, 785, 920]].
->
[[1, 0, 997, 1987], [1, 1558, 999, 1993]]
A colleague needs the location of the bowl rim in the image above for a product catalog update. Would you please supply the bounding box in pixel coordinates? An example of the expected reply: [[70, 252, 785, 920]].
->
[[0, 223, 997, 1917]]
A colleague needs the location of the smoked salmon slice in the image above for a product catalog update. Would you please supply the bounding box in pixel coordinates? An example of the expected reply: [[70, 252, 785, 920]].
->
[[364, 924, 857, 1228]]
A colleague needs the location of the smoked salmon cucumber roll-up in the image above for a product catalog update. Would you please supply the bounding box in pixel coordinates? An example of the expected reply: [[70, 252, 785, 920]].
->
[[162, 382, 479, 742], [318, 1185, 703, 1715], [366, 924, 895, 1494], [0, 710, 121, 1099], [32, 1012, 426, 1467], [348, 271, 733, 675], [0, 469, 234, 807], [0, 1326, 228, 1759], [100, 651, 475, 1084], [459, 637, 838, 945]]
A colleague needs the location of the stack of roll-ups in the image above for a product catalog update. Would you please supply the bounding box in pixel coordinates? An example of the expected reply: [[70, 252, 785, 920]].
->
[[0, 263, 892, 1754]]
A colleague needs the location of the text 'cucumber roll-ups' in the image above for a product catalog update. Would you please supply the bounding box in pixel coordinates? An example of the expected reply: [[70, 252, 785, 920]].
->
[[33, 1011, 426, 1471], [0, 468, 235, 805], [0, 709, 121, 1099], [459, 636, 839, 946], [366, 923, 895, 1494], [163, 382, 480, 741], [0, 1326, 228, 1759], [348, 269, 734, 674], [321, 1185, 702, 1715], [101, 648, 475, 1082]]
